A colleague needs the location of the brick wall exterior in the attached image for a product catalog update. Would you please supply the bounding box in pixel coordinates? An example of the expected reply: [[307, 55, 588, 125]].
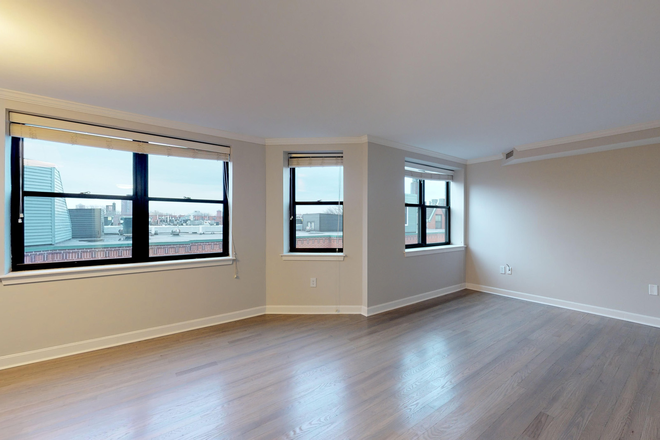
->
[[405, 231, 446, 245], [24, 241, 223, 264], [295, 237, 343, 249]]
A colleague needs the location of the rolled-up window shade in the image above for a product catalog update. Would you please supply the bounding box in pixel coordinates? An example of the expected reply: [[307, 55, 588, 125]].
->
[[405, 161, 454, 181], [9, 113, 230, 161], [288, 153, 343, 167]]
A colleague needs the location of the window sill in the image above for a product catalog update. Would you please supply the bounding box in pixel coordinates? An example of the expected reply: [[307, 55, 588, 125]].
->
[[404, 244, 466, 257], [1, 257, 235, 286], [280, 253, 345, 261]]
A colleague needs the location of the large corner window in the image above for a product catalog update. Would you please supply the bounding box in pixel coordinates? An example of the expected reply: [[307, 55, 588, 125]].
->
[[405, 161, 452, 248], [9, 113, 230, 271], [288, 153, 343, 253]]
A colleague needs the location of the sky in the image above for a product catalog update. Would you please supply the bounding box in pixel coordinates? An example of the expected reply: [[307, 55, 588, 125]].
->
[[24, 138, 224, 215], [294, 166, 343, 216]]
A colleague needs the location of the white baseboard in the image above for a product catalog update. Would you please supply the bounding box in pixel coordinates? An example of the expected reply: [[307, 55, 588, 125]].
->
[[265, 305, 364, 314], [365, 283, 466, 316], [0, 285, 469, 371], [0, 306, 267, 371], [466, 283, 660, 329]]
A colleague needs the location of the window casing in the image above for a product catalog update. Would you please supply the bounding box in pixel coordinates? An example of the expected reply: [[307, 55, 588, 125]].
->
[[405, 163, 452, 248], [288, 154, 343, 253], [10, 114, 230, 271]]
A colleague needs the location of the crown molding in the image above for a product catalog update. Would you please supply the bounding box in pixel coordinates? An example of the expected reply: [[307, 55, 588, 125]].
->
[[265, 135, 368, 146], [0, 88, 267, 146], [515, 119, 660, 152], [365, 136, 468, 164], [466, 118, 660, 166], [266, 134, 468, 164]]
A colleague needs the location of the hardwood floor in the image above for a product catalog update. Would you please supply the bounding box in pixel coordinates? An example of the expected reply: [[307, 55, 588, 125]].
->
[[1, 289, 659, 439]]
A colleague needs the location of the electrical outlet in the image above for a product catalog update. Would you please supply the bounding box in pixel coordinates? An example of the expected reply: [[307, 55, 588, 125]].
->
[[650, 284, 658, 296], [310, 278, 317, 288], [506, 265, 512, 275], [500, 266, 505, 274]]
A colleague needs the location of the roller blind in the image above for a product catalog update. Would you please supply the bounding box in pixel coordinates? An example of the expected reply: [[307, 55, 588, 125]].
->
[[9, 113, 230, 161], [288, 153, 343, 167], [405, 161, 454, 181]]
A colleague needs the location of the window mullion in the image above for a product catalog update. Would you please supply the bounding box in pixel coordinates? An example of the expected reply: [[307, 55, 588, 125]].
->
[[133, 153, 149, 262], [223, 162, 230, 257], [420, 180, 426, 246], [11, 137, 25, 270], [289, 168, 296, 252]]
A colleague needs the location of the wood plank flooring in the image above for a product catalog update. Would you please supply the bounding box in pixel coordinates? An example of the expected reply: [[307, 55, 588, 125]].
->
[[1, 289, 659, 439]]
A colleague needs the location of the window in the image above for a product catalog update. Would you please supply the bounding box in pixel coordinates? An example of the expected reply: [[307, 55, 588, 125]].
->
[[9, 113, 230, 271], [288, 153, 343, 253], [405, 161, 452, 248]]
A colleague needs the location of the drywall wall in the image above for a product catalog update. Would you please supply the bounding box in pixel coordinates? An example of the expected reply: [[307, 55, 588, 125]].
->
[[265, 143, 366, 310], [0, 99, 267, 357], [366, 142, 466, 308], [466, 143, 660, 319]]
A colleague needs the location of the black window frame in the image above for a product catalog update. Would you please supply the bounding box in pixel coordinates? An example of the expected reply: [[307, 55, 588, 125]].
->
[[289, 167, 343, 253], [405, 178, 451, 249], [11, 136, 230, 271]]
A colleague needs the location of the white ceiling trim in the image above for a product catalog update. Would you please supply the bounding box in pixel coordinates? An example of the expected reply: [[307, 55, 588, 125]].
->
[[503, 132, 660, 166], [0, 88, 267, 146], [467, 154, 504, 165], [467, 118, 660, 165], [266, 134, 468, 164], [265, 135, 368, 145], [515, 119, 660, 152], [366, 136, 467, 164]]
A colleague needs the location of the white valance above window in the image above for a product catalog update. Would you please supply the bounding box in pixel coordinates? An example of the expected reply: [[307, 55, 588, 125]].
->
[[9, 113, 230, 161], [288, 153, 343, 167], [405, 160, 454, 181]]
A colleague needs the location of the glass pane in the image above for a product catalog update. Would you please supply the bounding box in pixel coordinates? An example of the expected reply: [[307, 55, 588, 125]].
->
[[405, 207, 421, 245], [424, 180, 447, 206], [294, 166, 343, 202], [23, 138, 133, 196], [294, 204, 343, 250], [23, 197, 131, 264], [426, 207, 448, 244], [148, 202, 224, 256], [405, 177, 420, 204], [149, 155, 225, 200]]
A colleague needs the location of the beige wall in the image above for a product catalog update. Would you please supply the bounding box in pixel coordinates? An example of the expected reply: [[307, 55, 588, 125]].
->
[[366, 142, 466, 307], [265, 143, 366, 308], [466, 143, 660, 318], [0, 100, 267, 357]]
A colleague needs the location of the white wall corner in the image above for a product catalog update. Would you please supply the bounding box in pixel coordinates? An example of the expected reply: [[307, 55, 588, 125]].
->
[[366, 283, 466, 316]]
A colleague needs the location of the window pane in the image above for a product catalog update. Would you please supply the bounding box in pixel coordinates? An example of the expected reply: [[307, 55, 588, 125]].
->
[[23, 197, 131, 264], [424, 180, 447, 206], [405, 207, 421, 245], [405, 177, 420, 204], [23, 139, 133, 196], [294, 166, 343, 202], [148, 202, 224, 256], [294, 204, 343, 249], [426, 207, 448, 244], [149, 155, 225, 200]]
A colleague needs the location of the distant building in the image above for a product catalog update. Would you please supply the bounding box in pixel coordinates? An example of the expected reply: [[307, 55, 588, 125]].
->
[[301, 213, 342, 232], [121, 199, 132, 216], [23, 162, 72, 246]]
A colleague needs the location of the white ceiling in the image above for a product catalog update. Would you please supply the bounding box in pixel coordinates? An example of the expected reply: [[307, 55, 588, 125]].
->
[[1, 0, 659, 160]]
